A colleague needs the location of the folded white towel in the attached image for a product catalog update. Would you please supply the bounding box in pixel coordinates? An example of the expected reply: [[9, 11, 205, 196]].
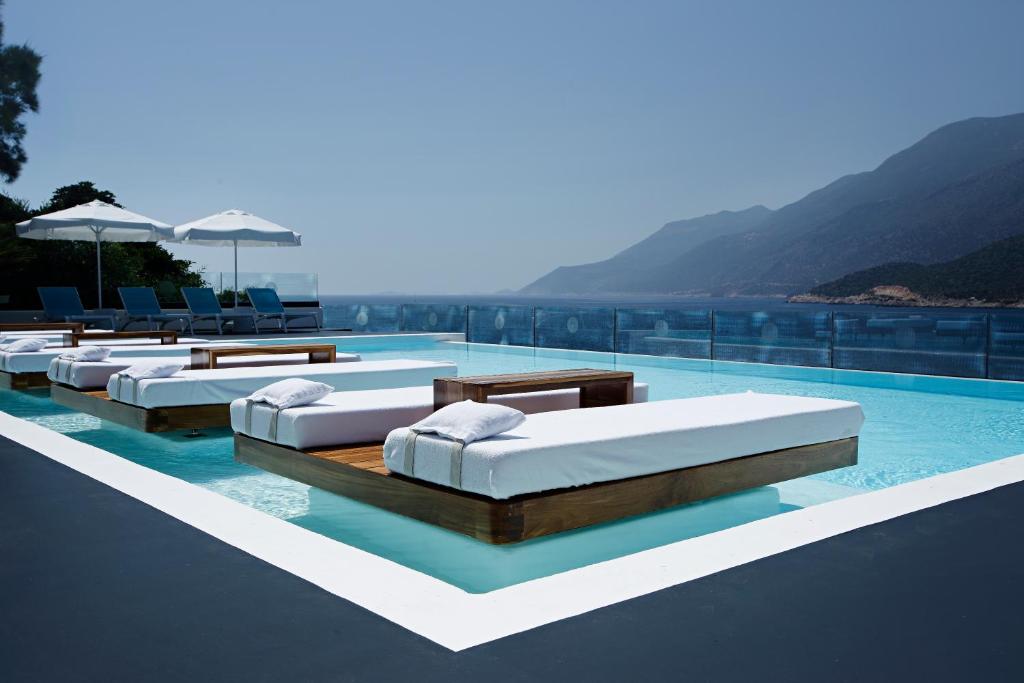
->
[[2, 338, 48, 353], [408, 399, 526, 444], [58, 345, 111, 362], [118, 361, 185, 380], [246, 378, 333, 409]]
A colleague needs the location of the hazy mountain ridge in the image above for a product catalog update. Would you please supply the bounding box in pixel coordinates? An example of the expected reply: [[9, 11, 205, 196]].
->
[[522, 205, 773, 294], [521, 112, 1024, 296]]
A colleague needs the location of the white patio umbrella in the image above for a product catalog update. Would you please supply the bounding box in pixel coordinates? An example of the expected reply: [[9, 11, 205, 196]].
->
[[172, 209, 302, 306], [16, 200, 174, 308]]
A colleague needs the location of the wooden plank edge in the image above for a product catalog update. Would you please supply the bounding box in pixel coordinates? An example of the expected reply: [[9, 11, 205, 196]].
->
[[234, 433, 858, 545], [234, 434, 522, 543], [50, 384, 231, 432], [0, 370, 51, 390]]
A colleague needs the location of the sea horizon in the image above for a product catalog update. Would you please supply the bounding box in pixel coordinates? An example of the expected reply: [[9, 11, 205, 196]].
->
[[319, 292, 1016, 315]]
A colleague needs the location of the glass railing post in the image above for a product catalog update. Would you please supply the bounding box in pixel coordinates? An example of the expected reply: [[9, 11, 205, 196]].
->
[[828, 310, 835, 368], [532, 306, 537, 348], [985, 313, 991, 379], [710, 309, 716, 360]]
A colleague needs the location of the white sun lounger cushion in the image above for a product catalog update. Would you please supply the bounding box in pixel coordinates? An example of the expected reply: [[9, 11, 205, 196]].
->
[[0, 329, 114, 342], [383, 392, 865, 499], [230, 383, 649, 449], [1, 338, 48, 353], [241, 378, 336, 441], [46, 346, 113, 382], [0, 342, 259, 374], [108, 362, 187, 403], [47, 352, 361, 389], [38, 337, 209, 350], [409, 400, 526, 444], [110, 359, 458, 408], [65, 337, 207, 346], [58, 346, 111, 362], [48, 357, 141, 387]]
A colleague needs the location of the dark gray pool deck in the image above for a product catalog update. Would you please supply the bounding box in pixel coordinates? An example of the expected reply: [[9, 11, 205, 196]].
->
[[2, 434, 1023, 682]]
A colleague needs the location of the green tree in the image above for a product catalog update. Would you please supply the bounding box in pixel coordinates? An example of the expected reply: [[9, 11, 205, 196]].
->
[[0, 1, 42, 182], [0, 182, 205, 308]]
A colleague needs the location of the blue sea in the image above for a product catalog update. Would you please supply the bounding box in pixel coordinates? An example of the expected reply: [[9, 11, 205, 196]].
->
[[320, 293, 1007, 316]]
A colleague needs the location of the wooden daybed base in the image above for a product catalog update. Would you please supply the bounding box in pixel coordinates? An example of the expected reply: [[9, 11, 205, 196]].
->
[[50, 384, 229, 432], [0, 370, 50, 390], [234, 433, 859, 544]]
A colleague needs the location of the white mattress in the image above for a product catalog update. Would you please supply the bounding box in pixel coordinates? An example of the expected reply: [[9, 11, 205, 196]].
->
[[0, 329, 114, 341], [0, 342, 256, 374], [383, 392, 864, 499], [108, 359, 458, 408], [48, 352, 362, 389], [231, 383, 651, 449], [38, 337, 207, 348]]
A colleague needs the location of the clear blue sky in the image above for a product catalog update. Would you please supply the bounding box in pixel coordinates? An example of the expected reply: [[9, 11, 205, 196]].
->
[[5, 0, 1024, 294]]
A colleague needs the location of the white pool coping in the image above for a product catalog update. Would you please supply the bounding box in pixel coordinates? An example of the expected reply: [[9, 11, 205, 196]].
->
[[2, 409, 1023, 652]]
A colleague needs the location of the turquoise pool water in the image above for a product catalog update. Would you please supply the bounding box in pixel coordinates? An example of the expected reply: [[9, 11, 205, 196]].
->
[[3, 336, 1024, 592]]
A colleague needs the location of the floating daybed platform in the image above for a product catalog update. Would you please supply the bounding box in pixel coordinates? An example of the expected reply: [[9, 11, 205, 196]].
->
[[52, 359, 457, 432], [0, 330, 207, 390], [235, 435, 857, 544], [235, 387, 863, 543]]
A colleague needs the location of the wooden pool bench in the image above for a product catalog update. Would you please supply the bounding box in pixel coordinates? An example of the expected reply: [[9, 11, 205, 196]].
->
[[64, 330, 180, 346], [189, 343, 336, 369]]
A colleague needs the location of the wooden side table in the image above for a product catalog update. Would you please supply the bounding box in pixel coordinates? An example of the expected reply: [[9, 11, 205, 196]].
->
[[64, 330, 179, 347], [433, 368, 634, 411], [189, 344, 337, 370]]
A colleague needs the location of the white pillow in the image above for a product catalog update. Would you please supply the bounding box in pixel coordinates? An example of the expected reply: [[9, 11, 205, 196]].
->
[[118, 362, 185, 380], [3, 338, 48, 353], [246, 378, 333, 409], [410, 400, 526, 444], [58, 345, 111, 362]]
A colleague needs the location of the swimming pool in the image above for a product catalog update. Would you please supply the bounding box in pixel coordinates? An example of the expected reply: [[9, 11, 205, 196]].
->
[[3, 336, 1023, 593]]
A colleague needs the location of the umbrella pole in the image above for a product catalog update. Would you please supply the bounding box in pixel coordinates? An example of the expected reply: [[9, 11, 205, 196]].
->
[[95, 229, 103, 309], [234, 240, 238, 308]]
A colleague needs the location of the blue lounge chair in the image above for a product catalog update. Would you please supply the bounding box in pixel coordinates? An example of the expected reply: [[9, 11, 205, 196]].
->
[[247, 287, 321, 332], [37, 287, 116, 330], [181, 287, 259, 335], [118, 287, 193, 334]]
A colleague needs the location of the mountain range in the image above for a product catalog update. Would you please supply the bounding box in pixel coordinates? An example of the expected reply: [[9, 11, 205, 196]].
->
[[521, 112, 1024, 298]]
